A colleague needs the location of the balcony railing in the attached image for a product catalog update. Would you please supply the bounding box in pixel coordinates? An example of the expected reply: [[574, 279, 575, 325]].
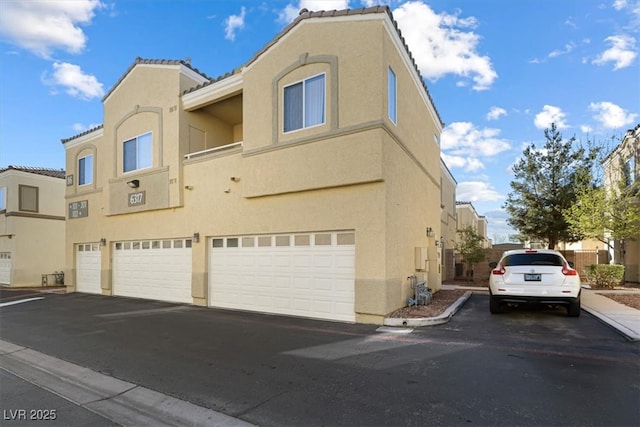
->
[[184, 141, 243, 160]]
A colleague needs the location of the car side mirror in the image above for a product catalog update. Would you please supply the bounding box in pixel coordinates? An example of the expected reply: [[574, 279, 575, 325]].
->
[[489, 262, 497, 269], [568, 261, 575, 268]]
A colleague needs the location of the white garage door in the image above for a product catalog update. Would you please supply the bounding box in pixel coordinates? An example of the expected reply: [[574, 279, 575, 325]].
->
[[113, 238, 193, 304], [76, 243, 101, 294], [209, 231, 355, 322], [0, 252, 12, 285]]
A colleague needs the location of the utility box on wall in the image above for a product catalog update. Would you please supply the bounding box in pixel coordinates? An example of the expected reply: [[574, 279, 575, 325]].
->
[[415, 247, 429, 272]]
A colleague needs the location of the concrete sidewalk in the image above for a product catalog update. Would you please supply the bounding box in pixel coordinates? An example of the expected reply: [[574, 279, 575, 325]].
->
[[0, 340, 255, 427], [581, 289, 640, 341]]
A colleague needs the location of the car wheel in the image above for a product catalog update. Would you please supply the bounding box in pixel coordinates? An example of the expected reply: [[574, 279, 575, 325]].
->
[[567, 296, 581, 317], [490, 295, 503, 314]]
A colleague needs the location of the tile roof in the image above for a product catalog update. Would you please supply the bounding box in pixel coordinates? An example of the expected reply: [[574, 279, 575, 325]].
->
[[63, 6, 445, 144], [186, 6, 444, 126], [103, 57, 212, 103], [1, 166, 66, 179], [61, 124, 103, 144]]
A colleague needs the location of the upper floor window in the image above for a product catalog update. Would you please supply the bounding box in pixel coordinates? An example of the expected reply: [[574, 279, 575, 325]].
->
[[0, 187, 5, 210], [19, 185, 38, 213], [124, 132, 152, 173], [283, 73, 325, 133], [626, 156, 635, 186], [434, 134, 440, 145], [78, 154, 93, 186], [388, 67, 397, 124]]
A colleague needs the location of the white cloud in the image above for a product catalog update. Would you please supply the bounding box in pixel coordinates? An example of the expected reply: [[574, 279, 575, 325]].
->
[[548, 42, 576, 58], [278, 1, 349, 24], [441, 122, 511, 157], [43, 62, 104, 100], [225, 7, 246, 41], [592, 35, 637, 70], [456, 181, 504, 202], [589, 101, 638, 129], [392, 1, 497, 90], [0, 0, 103, 59], [580, 124, 593, 133], [486, 106, 507, 121], [534, 105, 569, 129], [441, 153, 484, 172]]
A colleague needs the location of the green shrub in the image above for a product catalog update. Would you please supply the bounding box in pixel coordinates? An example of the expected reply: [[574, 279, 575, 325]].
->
[[586, 264, 625, 289]]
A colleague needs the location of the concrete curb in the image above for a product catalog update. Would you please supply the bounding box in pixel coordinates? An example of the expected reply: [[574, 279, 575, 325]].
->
[[581, 306, 640, 342], [383, 291, 472, 327], [0, 339, 256, 427]]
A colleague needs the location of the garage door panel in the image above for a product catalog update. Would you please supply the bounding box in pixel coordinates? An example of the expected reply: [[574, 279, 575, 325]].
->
[[76, 244, 101, 294], [113, 240, 192, 304], [209, 232, 355, 322]]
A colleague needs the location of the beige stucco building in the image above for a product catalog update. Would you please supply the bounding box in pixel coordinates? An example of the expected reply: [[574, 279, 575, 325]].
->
[[603, 123, 639, 283], [0, 166, 66, 286], [440, 161, 457, 281], [62, 6, 448, 324]]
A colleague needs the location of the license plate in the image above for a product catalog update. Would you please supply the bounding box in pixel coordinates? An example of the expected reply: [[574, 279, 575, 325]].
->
[[524, 274, 541, 281]]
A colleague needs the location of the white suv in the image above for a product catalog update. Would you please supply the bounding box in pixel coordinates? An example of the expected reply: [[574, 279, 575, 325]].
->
[[488, 249, 581, 317]]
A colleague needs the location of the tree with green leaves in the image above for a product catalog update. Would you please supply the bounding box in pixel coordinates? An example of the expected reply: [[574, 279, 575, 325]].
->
[[455, 226, 489, 282], [564, 160, 640, 264], [504, 123, 599, 249]]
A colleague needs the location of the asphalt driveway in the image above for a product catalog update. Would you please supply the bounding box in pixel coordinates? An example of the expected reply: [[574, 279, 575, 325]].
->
[[1, 292, 638, 426]]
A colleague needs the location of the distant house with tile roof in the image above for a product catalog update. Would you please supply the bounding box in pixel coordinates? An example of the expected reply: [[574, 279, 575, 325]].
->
[[0, 166, 66, 286]]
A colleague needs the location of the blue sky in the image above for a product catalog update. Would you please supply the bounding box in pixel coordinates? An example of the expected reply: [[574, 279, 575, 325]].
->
[[1, 0, 638, 241]]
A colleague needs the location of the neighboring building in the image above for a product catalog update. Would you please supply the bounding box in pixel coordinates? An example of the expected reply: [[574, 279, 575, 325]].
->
[[603, 123, 640, 283], [62, 7, 445, 324], [455, 201, 491, 248], [454, 201, 491, 280], [0, 166, 66, 286], [440, 160, 457, 281]]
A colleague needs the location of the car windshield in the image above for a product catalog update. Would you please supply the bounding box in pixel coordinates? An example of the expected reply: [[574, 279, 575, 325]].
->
[[503, 253, 564, 267]]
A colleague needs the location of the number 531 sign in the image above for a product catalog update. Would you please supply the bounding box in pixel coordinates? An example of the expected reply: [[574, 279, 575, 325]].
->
[[128, 191, 146, 207]]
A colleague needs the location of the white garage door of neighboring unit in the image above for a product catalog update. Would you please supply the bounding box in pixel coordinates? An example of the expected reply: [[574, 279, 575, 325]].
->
[[113, 239, 193, 304], [209, 231, 355, 322], [0, 252, 12, 285], [76, 243, 101, 294]]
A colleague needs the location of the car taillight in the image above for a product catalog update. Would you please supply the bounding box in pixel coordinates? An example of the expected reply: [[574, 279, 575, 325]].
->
[[492, 264, 505, 275], [562, 262, 577, 276]]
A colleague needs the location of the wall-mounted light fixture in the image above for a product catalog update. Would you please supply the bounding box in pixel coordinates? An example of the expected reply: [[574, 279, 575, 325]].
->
[[192, 232, 200, 243], [230, 176, 240, 182], [126, 179, 140, 188], [184, 185, 194, 190], [224, 187, 231, 193], [100, 238, 107, 246], [426, 227, 435, 237]]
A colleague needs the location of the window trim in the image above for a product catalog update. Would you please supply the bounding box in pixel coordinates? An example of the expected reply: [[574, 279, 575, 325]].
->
[[18, 184, 39, 213], [78, 154, 93, 186], [388, 66, 397, 124], [0, 187, 5, 211], [123, 131, 153, 174], [283, 72, 326, 134]]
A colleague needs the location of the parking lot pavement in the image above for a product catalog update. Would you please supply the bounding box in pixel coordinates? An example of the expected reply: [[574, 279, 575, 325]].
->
[[0, 369, 117, 427], [1, 292, 638, 427], [0, 340, 255, 427]]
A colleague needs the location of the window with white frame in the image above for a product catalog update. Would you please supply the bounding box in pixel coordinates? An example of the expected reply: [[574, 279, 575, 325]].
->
[[283, 73, 325, 133], [123, 132, 152, 173], [78, 154, 93, 186], [388, 67, 397, 124]]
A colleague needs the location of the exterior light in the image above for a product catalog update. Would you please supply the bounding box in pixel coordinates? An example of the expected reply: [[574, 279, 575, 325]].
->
[[127, 179, 140, 188]]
